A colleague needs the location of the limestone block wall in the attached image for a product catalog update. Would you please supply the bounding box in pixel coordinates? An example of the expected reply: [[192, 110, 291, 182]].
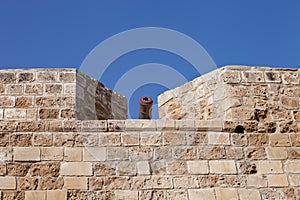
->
[[158, 66, 300, 130], [0, 68, 127, 121], [0, 120, 299, 200]]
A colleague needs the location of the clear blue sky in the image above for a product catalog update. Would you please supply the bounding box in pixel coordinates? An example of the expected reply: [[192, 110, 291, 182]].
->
[[0, 1, 299, 118]]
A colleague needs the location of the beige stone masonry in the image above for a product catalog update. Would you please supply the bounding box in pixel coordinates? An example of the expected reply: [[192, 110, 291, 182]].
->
[[0, 176, 16, 189], [209, 160, 237, 174], [14, 147, 40, 161], [25, 191, 46, 200], [60, 162, 92, 176], [64, 177, 88, 189]]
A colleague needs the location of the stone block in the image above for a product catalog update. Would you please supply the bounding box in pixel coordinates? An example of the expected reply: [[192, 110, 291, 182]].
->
[[103, 176, 130, 190], [99, 132, 121, 146], [107, 120, 125, 132], [173, 146, 197, 160], [238, 189, 261, 200], [140, 132, 162, 145], [121, 132, 139, 146], [81, 120, 107, 132], [125, 119, 156, 131], [247, 175, 267, 188], [6, 84, 23, 94], [0, 72, 15, 84], [188, 188, 215, 200], [264, 71, 281, 82], [215, 188, 238, 200], [14, 147, 40, 161], [145, 176, 173, 189], [156, 119, 175, 131], [25, 84, 43, 94], [137, 161, 150, 175], [209, 160, 237, 174], [107, 147, 128, 160], [207, 132, 230, 145], [167, 190, 188, 200], [187, 160, 209, 174], [115, 190, 138, 200], [220, 70, 241, 83], [0, 133, 9, 147], [116, 161, 136, 175], [33, 133, 52, 146], [64, 147, 82, 161], [266, 147, 287, 159], [245, 147, 266, 160], [18, 177, 38, 190], [267, 174, 288, 187], [186, 132, 207, 145], [0, 96, 15, 107], [289, 174, 300, 186], [163, 132, 186, 145], [75, 133, 98, 146], [60, 162, 92, 176], [249, 133, 268, 146], [269, 134, 290, 146], [175, 120, 195, 131], [39, 177, 63, 190], [281, 96, 298, 109], [0, 162, 6, 175], [10, 133, 32, 146], [256, 161, 283, 174], [47, 190, 67, 200], [285, 161, 300, 173], [0, 177, 16, 189], [94, 162, 116, 176], [226, 147, 244, 160], [25, 191, 46, 200], [166, 161, 187, 175], [198, 146, 226, 160], [39, 109, 59, 119], [16, 96, 33, 108], [4, 109, 26, 120], [64, 177, 87, 189], [41, 147, 63, 160], [288, 147, 300, 158], [36, 71, 57, 82], [173, 176, 199, 189], [29, 162, 60, 177]]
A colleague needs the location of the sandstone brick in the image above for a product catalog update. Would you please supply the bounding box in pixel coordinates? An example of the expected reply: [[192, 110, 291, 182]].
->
[[242, 71, 264, 82], [188, 188, 215, 200], [103, 176, 130, 190], [287, 147, 300, 158], [129, 146, 153, 160], [116, 161, 136, 175], [35, 96, 56, 107], [285, 160, 300, 173], [64, 147, 82, 161], [25, 84, 43, 94], [99, 132, 121, 146], [25, 191, 46, 200], [4, 109, 26, 120], [14, 147, 40, 161], [125, 119, 156, 131], [0, 177, 16, 189], [266, 147, 287, 159], [0, 72, 15, 83], [39, 177, 63, 190], [0, 162, 6, 175], [63, 83, 76, 95], [83, 147, 106, 161], [60, 109, 75, 119], [81, 120, 107, 132], [36, 71, 57, 82], [107, 120, 125, 132], [17, 121, 45, 132], [0, 96, 15, 107], [249, 133, 268, 146], [226, 107, 254, 120], [145, 176, 173, 189], [198, 146, 226, 160], [0, 133, 9, 147], [289, 174, 300, 186], [166, 190, 188, 200], [175, 120, 195, 131], [209, 160, 237, 174], [281, 96, 298, 109], [10, 133, 32, 146], [75, 133, 98, 146], [6, 84, 23, 94], [163, 132, 186, 145], [41, 147, 63, 160], [173, 146, 197, 160], [94, 162, 116, 176], [60, 162, 92, 176], [264, 71, 281, 82], [7, 162, 29, 176], [166, 161, 187, 175], [245, 147, 266, 160], [267, 174, 288, 187], [215, 188, 238, 200], [29, 162, 60, 177], [220, 70, 241, 83], [208, 132, 230, 145], [107, 147, 128, 160], [16, 96, 33, 108], [269, 134, 290, 146], [33, 133, 52, 146], [173, 176, 198, 189], [150, 160, 166, 175], [137, 161, 150, 175], [121, 132, 139, 146], [282, 71, 299, 84], [53, 133, 75, 147], [256, 161, 283, 174], [247, 175, 267, 188], [140, 131, 162, 145], [18, 177, 38, 190], [187, 160, 209, 175], [64, 177, 87, 189], [0, 109, 3, 120], [0, 147, 12, 161], [39, 109, 59, 119], [115, 190, 138, 200], [186, 132, 207, 145], [89, 177, 103, 190], [156, 119, 175, 131], [2, 191, 24, 200], [17, 72, 34, 83], [47, 190, 67, 200], [231, 133, 247, 146], [238, 189, 261, 200], [226, 147, 244, 160]]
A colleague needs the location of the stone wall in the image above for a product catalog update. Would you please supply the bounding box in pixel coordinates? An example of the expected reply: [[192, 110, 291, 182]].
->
[[0, 66, 299, 200], [0, 120, 299, 199], [0, 68, 127, 121]]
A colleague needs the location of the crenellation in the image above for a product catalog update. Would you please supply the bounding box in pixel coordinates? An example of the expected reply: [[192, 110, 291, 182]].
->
[[0, 66, 299, 199]]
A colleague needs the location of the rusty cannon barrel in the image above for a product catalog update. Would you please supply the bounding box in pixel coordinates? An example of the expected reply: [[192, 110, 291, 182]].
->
[[139, 96, 153, 119]]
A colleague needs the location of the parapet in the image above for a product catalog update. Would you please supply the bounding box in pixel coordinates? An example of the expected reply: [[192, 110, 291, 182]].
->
[[0, 68, 127, 121]]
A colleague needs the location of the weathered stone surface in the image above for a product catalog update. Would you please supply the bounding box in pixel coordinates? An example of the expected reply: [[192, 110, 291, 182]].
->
[[39, 177, 63, 190], [10, 133, 32, 146], [0, 177, 16, 189], [14, 147, 40, 161], [18, 177, 38, 190], [7, 162, 30, 176], [60, 162, 92, 176], [245, 147, 266, 160], [64, 177, 87, 189], [30, 162, 60, 177]]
